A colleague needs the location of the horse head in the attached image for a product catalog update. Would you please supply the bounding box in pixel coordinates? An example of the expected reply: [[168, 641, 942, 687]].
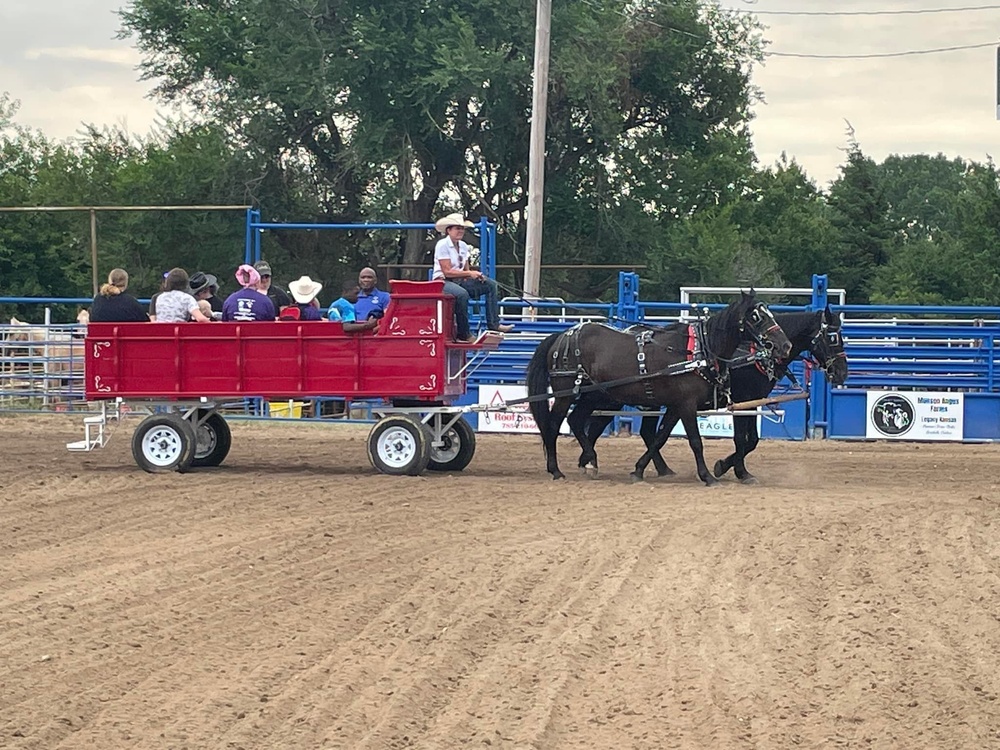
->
[[7, 317, 32, 342], [739, 291, 792, 360], [809, 305, 848, 385], [704, 291, 791, 362]]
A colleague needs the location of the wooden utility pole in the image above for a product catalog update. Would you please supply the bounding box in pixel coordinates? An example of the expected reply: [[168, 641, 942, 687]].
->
[[523, 0, 551, 298]]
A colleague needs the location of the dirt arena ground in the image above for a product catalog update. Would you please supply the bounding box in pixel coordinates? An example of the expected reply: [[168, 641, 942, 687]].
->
[[2, 415, 1000, 749]]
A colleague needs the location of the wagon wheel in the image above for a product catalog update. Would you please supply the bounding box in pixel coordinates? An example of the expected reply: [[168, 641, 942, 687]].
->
[[367, 415, 432, 476], [427, 417, 476, 472], [131, 414, 197, 474], [192, 411, 232, 468]]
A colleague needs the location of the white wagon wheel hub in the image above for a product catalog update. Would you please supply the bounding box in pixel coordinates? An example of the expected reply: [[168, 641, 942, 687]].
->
[[376, 426, 421, 468], [141, 426, 186, 467]]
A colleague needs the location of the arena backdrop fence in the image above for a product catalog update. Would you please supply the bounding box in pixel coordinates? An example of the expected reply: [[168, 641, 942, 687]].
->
[[6, 273, 1000, 442]]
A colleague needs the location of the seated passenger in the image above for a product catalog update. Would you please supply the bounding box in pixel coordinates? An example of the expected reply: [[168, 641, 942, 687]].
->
[[287, 276, 326, 321], [89, 268, 148, 323], [197, 299, 214, 320], [155, 268, 212, 323], [254, 260, 292, 310], [432, 213, 514, 342], [148, 271, 169, 322], [190, 271, 223, 316], [349, 267, 387, 333], [327, 279, 360, 322], [222, 265, 277, 322]]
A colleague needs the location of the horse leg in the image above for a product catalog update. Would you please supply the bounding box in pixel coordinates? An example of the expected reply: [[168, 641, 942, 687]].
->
[[713, 413, 747, 478], [567, 402, 601, 478], [732, 415, 760, 484], [541, 397, 572, 480], [572, 410, 613, 477], [631, 412, 680, 483], [639, 413, 674, 477], [678, 408, 717, 486]]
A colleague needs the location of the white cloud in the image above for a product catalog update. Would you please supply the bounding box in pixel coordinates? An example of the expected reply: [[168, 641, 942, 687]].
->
[[745, 0, 1000, 183], [24, 46, 141, 67], [4, 0, 1000, 187]]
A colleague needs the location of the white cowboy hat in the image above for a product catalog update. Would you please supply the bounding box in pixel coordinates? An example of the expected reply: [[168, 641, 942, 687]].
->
[[288, 275, 323, 304], [434, 213, 475, 233]]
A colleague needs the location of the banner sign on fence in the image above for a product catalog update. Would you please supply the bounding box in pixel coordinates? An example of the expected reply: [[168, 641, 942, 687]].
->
[[669, 413, 737, 439], [477, 385, 570, 434], [865, 391, 964, 441]]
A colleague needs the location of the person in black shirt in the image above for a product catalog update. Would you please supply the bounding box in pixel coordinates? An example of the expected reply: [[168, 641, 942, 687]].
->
[[89, 268, 149, 323], [254, 260, 292, 310]]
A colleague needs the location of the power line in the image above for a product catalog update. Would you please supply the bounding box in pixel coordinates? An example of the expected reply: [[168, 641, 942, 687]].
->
[[582, 0, 1000, 60], [727, 3, 1000, 17], [767, 40, 999, 59]]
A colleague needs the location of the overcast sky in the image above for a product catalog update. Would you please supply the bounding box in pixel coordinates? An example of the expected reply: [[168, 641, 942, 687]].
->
[[2, 0, 998, 188]]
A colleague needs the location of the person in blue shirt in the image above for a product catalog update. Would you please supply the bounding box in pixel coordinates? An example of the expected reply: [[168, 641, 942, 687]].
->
[[328, 279, 360, 322], [352, 267, 390, 331]]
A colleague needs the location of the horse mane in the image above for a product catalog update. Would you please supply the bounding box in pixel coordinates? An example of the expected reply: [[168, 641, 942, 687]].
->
[[702, 292, 755, 359], [773, 310, 824, 358]]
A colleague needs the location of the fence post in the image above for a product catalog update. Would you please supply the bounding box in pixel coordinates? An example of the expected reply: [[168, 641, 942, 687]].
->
[[617, 271, 639, 325], [810, 273, 829, 311], [809, 274, 830, 439], [478, 217, 496, 281], [253, 210, 262, 264]]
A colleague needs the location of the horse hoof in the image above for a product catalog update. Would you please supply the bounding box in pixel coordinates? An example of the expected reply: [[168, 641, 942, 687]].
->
[[552, 472, 566, 481], [739, 475, 759, 486], [712, 460, 727, 478], [702, 476, 719, 487], [655, 468, 676, 478], [584, 463, 599, 479], [629, 472, 644, 484]]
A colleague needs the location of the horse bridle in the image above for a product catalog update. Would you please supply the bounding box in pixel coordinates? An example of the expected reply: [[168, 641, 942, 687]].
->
[[742, 302, 785, 354], [808, 320, 847, 373]]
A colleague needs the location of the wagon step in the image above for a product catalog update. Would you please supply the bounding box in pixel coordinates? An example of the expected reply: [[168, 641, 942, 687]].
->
[[66, 401, 122, 452]]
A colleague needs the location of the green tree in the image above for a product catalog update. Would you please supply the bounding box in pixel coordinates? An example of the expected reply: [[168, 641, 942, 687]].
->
[[735, 155, 838, 289], [826, 136, 898, 302], [121, 0, 765, 294]]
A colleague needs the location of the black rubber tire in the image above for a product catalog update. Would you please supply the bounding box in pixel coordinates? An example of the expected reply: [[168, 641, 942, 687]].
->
[[131, 414, 196, 474], [192, 411, 232, 468], [366, 415, 432, 476], [427, 417, 477, 472]]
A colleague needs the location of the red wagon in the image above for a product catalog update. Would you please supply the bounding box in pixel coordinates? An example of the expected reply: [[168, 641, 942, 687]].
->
[[68, 280, 501, 475]]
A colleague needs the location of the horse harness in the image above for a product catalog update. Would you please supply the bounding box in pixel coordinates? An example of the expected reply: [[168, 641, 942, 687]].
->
[[548, 321, 728, 404], [730, 318, 847, 395]]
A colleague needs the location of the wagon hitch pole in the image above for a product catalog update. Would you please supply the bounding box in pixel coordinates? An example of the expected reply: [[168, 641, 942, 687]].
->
[[727, 392, 809, 412]]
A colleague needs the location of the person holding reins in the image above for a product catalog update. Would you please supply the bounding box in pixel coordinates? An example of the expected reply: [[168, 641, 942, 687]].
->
[[432, 213, 514, 342]]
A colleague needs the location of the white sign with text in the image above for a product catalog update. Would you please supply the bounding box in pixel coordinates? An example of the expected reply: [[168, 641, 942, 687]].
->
[[477, 385, 571, 434], [865, 391, 964, 441]]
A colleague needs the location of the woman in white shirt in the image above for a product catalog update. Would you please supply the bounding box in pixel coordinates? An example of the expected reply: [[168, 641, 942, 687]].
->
[[432, 213, 514, 342], [153, 268, 212, 323]]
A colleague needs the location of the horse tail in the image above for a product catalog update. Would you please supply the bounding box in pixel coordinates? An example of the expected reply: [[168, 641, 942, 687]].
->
[[527, 331, 564, 438]]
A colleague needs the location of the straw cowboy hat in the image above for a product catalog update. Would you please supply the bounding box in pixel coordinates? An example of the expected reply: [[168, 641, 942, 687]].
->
[[288, 275, 323, 304], [434, 213, 474, 233]]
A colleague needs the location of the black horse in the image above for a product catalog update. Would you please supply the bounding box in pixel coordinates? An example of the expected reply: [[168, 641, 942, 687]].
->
[[526, 291, 792, 483], [581, 306, 849, 483]]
